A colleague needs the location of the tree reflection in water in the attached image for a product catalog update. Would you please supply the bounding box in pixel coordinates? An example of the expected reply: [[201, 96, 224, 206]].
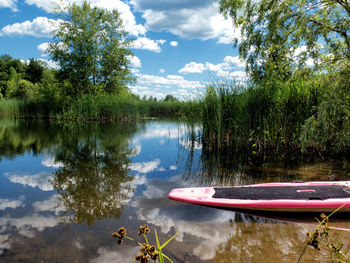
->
[[51, 122, 143, 225], [0, 119, 144, 226]]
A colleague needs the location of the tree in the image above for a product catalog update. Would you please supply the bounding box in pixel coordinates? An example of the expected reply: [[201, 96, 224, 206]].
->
[[25, 58, 45, 84], [49, 1, 134, 97], [163, 94, 178, 102], [219, 0, 350, 81]]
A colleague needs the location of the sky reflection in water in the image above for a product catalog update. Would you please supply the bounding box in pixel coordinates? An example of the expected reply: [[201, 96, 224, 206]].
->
[[1, 119, 350, 262]]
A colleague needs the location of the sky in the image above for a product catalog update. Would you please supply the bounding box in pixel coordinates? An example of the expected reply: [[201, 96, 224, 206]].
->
[[0, 0, 246, 100]]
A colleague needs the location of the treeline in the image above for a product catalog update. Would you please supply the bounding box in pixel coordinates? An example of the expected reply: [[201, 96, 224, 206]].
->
[[0, 55, 199, 120]]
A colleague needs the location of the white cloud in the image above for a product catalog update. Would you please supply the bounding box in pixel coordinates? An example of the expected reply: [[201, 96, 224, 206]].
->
[[41, 157, 64, 168], [0, 234, 11, 256], [132, 37, 166, 53], [0, 17, 60, 37], [0, 214, 58, 238], [90, 246, 139, 263], [128, 55, 142, 68], [33, 195, 65, 215], [24, 0, 61, 12], [159, 68, 165, 74], [136, 73, 201, 89], [129, 159, 160, 174], [25, 0, 146, 37], [128, 144, 142, 157], [38, 58, 59, 69], [131, 1, 240, 44], [37, 42, 49, 56], [170, 41, 178, 47], [0, 197, 24, 210], [5, 172, 54, 191], [130, 176, 236, 260], [179, 62, 205, 74], [0, 0, 17, 11], [179, 56, 247, 80]]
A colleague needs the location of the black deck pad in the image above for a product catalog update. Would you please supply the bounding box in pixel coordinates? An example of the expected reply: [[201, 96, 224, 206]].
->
[[213, 185, 350, 200]]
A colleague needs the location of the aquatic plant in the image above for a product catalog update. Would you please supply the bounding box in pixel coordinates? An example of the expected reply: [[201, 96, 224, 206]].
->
[[297, 206, 349, 263], [113, 224, 178, 263]]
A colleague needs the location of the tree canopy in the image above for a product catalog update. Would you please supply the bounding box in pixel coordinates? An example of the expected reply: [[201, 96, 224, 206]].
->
[[49, 1, 134, 97], [219, 0, 350, 81]]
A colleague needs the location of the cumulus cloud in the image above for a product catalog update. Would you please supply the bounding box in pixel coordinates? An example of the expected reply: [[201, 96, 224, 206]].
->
[[0, 17, 60, 37], [131, 0, 240, 44], [178, 62, 206, 74], [170, 41, 178, 47], [24, 0, 146, 37], [179, 56, 247, 80], [0, 0, 18, 11], [131, 176, 236, 260], [37, 42, 49, 56], [159, 68, 165, 74], [128, 55, 142, 68], [129, 159, 161, 174], [5, 172, 54, 191], [33, 194, 65, 215], [0, 197, 25, 210], [0, 234, 11, 256], [130, 75, 202, 100], [131, 37, 166, 53], [41, 157, 64, 168], [0, 214, 58, 238], [91, 246, 139, 263], [136, 73, 201, 89]]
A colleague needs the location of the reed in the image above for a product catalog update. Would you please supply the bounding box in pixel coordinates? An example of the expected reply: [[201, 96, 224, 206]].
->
[[200, 75, 328, 160], [0, 94, 200, 120]]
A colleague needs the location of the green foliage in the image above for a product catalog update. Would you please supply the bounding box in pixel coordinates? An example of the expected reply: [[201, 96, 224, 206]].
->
[[49, 0, 134, 97], [300, 96, 350, 153], [219, 0, 350, 81]]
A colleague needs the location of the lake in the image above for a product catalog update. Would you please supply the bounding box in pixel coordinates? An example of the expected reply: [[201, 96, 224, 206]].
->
[[1, 118, 350, 262]]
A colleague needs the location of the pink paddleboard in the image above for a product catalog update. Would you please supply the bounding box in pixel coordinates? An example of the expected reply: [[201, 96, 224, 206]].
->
[[168, 181, 350, 212]]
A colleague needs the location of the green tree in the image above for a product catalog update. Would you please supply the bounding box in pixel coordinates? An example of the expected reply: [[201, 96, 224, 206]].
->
[[49, 1, 134, 97], [25, 58, 45, 84], [219, 0, 350, 81], [163, 94, 178, 102]]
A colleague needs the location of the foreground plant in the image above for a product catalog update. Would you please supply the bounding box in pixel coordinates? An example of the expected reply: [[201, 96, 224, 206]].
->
[[112, 224, 178, 263], [298, 206, 349, 263]]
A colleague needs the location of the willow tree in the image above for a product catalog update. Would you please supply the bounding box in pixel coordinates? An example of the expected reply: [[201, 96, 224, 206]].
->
[[219, 0, 350, 81], [49, 1, 134, 97]]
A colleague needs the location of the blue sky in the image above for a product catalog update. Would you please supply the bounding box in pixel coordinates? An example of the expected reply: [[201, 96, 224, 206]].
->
[[0, 0, 247, 99]]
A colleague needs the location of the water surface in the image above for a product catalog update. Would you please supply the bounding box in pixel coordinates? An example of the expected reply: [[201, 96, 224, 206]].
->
[[1, 119, 350, 262]]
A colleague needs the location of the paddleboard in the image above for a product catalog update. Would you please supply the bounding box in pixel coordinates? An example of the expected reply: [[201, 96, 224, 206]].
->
[[168, 181, 350, 212]]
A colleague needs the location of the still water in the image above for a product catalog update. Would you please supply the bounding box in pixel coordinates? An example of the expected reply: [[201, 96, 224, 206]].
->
[[1, 118, 350, 262]]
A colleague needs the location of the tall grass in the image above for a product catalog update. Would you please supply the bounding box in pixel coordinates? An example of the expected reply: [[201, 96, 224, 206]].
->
[[0, 94, 201, 120], [200, 76, 328, 160]]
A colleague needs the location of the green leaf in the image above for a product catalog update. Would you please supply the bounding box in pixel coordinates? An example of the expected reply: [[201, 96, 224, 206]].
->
[[160, 232, 179, 250]]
